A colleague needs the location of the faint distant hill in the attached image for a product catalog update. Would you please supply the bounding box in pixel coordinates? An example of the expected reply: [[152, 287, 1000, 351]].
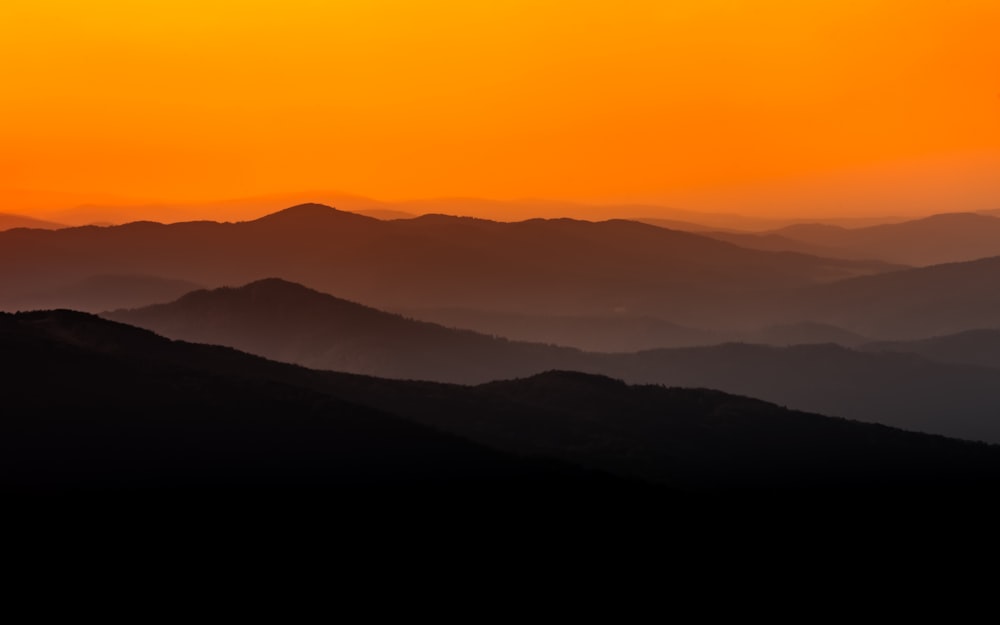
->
[[863, 329, 1000, 370], [745, 322, 869, 347], [609, 343, 1000, 444], [766, 255, 1000, 339], [0, 213, 64, 231], [395, 307, 720, 352], [106, 279, 585, 384], [110, 279, 1000, 443], [354, 208, 417, 220], [7, 308, 1000, 494], [398, 309, 867, 351], [13, 274, 202, 313], [696, 230, 848, 257], [762, 213, 1000, 266], [0, 203, 896, 325]]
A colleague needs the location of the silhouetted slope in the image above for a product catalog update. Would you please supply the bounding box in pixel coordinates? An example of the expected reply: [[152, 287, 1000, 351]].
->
[[0, 213, 65, 231], [768, 213, 1000, 265], [0, 310, 615, 495], [107, 279, 584, 383], [0, 203, 896, 321], [864, 329, 1000, 369], [606, 344, 1000, 444], [308, 371, 1000, 491], [6, 310, 1000, 494]]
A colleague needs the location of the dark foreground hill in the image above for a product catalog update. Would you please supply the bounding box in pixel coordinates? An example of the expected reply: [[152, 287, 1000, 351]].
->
[[0, 310, 618, 498], [5, 309, 1000, 497]]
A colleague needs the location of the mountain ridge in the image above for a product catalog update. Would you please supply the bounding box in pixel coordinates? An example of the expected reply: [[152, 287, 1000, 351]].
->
[[107, 278, 1000, 443], [9, 308, 1000, 494], [1, 203, 899, 325]]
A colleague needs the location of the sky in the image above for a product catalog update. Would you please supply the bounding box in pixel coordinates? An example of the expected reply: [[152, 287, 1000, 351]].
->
[[2, 0, 998, 219]]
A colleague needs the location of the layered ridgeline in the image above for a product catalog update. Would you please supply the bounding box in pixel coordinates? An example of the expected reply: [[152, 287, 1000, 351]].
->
[[8, 203, 1000, 342], [0, 309, 617, 496], [108, 279, 1000, 444], [0, 204, 896, 324], [5, 309, 1000, 494], [395, 254, 1000, 345], [703, 213, 1000, 266]]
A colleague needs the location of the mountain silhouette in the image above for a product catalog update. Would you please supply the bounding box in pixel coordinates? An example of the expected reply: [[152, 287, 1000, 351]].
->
[[106, 278, 585, 384], [109, 279, 1000, 443], [6, 309, 1000, 494], [0, 309, 621, 497], [0, 203, 897, 322]]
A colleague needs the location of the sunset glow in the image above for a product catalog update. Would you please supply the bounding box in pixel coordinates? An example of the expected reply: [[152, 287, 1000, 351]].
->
[[2, 1, 998, 219]]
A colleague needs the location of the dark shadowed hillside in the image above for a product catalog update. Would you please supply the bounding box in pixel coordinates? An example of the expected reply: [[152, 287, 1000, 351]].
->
[[0, 204, 897, 323], [0, 310, 617, 496], [5, 310, 1000, 495]]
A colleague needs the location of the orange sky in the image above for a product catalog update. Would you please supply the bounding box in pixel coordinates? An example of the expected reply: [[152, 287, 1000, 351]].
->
[[2, 1, 998, 219]]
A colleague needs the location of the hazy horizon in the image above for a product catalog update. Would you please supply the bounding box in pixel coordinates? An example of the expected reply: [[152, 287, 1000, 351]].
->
[[4, 187, 999, 229]]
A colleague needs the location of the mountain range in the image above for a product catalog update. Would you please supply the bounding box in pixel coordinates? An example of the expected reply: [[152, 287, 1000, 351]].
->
[[14, 204, 1000, 343], [0, 204, 898, 327], [7, 308, 1000, 496], [108, 279, 1000, 443]]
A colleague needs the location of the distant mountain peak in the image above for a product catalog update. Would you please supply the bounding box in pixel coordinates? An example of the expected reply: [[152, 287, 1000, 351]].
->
[[172, 277, 360, 309], [250, 203, 378, 224], [241, 277, 311, 291]]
